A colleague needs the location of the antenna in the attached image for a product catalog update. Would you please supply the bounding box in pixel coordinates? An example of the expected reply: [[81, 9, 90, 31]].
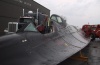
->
[[88, 22, 89, 25], [23, 9, 24, 16], [37, 8, 39, 20]]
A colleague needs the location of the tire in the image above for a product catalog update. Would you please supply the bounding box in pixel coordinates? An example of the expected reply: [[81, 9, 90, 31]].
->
[[91, 34, 95, 41]]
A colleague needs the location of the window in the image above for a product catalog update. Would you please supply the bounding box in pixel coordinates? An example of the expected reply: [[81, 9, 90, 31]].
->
[[57, 17, 62, 23], [19, 18, 34, 23], [24, 23, 37, 32], [91, 27, 96, 30], [51, 16, 57, 22]]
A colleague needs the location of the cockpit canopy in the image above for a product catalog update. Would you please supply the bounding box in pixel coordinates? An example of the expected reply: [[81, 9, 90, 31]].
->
[[50, 14, 67, 27]]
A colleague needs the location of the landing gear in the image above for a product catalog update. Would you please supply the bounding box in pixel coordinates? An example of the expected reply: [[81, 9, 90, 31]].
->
[[70, 51, 88, 61]]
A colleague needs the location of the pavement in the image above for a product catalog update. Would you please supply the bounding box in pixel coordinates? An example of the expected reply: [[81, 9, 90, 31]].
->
[[58, 39, 100, 65]]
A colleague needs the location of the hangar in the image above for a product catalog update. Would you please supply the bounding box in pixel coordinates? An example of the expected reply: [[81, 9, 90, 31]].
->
[[0, 0, 50, 36]]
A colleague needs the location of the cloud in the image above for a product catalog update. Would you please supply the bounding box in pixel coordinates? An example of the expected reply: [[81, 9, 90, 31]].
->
[[34, 0, 100, 27]]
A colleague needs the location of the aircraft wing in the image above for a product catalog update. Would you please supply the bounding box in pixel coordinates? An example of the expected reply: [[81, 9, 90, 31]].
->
[[0, 17, 90, 65]]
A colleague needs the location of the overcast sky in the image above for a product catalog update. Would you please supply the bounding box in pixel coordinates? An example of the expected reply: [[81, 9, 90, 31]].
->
[[34, 0, 100, 27]]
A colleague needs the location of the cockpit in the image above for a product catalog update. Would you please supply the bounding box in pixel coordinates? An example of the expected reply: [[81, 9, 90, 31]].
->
[[50, 14, 67, 27]]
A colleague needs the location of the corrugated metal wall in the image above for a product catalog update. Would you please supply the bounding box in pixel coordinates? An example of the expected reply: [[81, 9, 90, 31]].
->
[[0, 0, 50, 36]]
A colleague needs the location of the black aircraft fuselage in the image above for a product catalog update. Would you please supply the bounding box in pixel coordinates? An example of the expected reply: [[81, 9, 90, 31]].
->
[[0, 14, 90, 65]]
